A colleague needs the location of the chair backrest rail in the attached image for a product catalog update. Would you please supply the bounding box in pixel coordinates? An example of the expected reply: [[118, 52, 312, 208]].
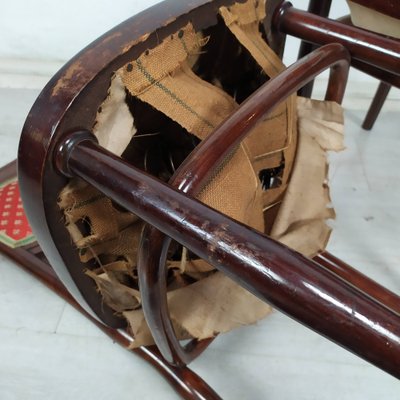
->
[[277, 3, 400, 76]]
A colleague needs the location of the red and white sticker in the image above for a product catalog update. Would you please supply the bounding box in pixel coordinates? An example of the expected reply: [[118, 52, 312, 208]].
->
[[0, 178, 35, 248]]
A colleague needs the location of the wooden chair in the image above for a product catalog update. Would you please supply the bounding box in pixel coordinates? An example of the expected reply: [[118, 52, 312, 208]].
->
[[1, 0, 400, 398], [298, 0, 399, 130]]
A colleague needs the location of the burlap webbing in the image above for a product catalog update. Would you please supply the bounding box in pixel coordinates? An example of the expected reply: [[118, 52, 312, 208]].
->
[[59, 175, 271, 346], [118, 22, 264, 230], [219, 0, 297, 210], [119, 24, 235, 140], [58, 96, 344, 345], [59, 17, 271, 346], [219, 1, 285, 78], [58, 180, 137, 249], [123, 270, 273, 347], [86, 269, 141, 313]]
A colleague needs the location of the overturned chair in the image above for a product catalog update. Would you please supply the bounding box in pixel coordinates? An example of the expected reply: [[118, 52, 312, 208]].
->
[[1, 0, 400, 398]]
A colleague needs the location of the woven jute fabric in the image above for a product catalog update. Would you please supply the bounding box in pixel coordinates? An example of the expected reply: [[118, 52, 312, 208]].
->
[[219, 0, 298, 212], [58, 0, 345, 347], [119, 24, 234, 140], [119, 22, 264, 231], [219, 0, 285, 77]]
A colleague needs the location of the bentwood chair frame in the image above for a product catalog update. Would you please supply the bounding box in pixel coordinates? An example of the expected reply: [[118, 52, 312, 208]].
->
[[1, 0, 399, 398]]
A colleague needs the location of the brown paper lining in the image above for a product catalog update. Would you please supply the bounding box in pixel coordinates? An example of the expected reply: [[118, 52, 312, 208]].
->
[[270, 97, 344, 257]]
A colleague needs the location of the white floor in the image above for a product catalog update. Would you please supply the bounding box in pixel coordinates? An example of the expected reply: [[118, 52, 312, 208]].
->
[[0, 82, 399, 400]]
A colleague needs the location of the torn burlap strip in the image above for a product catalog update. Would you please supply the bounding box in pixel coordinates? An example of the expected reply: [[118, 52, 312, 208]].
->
[[59, 94, 345, 346], [118, 21, 269, 344], [219, 0, 298, 209], [58, 179, 137, 249], [270, 97, 345, 257], [119, 23, 235, 140], [219, 0, 285, 78], [118, 21, 265, 230]]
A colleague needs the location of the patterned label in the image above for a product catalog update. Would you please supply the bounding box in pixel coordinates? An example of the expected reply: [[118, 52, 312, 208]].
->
[[0, 178, 35, 248]]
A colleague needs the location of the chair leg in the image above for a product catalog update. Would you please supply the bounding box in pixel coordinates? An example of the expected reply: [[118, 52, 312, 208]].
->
[[0, 161, 222, 400], [297, 0, 332, 97], [362, 81, 391, 130]]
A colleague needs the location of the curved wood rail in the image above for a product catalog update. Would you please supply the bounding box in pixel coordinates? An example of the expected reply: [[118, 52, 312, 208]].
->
[[137, 43, 350, 366], [335, 14, 400, 88]]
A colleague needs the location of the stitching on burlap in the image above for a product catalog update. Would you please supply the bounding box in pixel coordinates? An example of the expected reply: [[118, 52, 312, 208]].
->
[[73, 194, 107, 209], [179, 34, 190, 55], [134, 59, 215, 130]]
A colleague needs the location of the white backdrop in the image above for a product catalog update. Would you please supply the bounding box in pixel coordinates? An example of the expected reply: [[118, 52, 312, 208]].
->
[[0, 0, 390, 89], [0, 0, 163, 61], [1, 0, 349, 62]]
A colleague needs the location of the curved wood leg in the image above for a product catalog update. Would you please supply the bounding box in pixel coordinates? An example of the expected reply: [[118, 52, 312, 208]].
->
[[0, 161, 222, 400], [297, 0, 332, 97], [0, 246, 223, 400], [362, 81, 391, 130]]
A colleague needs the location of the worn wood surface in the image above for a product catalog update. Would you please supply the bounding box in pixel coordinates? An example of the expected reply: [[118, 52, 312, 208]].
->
[[13, 0, 400, 398]]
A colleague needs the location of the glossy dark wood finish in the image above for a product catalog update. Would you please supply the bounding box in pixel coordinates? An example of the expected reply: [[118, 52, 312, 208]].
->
[[362, 81, 392, 130], [3, 184, 399, 400], [138, 43, 349, 366], [277, 3, 400, 76], [315, 252, 400, 317], [336, 14, 397, 126], [298, 10, 399, 116], [55, 134, 400, 379], [18, 0, 397, 336], [12, 254, 223, 400], [264, 0, 289, 57], [1, 162, 222, 400], [297, 0, 332, 97], [14, 0, 400, 394], [350, 59, 400, 89]]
